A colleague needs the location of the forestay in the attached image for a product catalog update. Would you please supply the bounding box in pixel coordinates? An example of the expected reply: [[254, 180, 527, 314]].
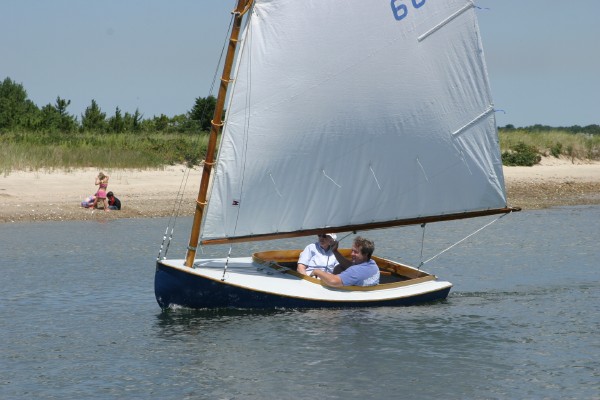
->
[[201, 0, 506, 242]]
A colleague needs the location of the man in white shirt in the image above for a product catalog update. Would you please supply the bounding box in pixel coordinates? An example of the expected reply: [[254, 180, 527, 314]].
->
[[297, 233, 339, 276]]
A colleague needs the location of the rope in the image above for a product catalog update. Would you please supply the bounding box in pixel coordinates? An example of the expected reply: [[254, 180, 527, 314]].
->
[[156, 13, 234, 262], [419, 223, 426, 269], [157, 167, 191, 260], [156, 226, 169, 261], [419, 211, 511, 267], [221, 246, 233, 281], [217, 8, 256, 274]]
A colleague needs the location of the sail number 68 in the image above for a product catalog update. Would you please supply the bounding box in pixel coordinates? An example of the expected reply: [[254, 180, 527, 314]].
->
[[391, 0, 426, 21]]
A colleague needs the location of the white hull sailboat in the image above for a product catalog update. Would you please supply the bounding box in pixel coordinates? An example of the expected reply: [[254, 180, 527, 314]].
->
[[155, 0, 518, 309], [156, 250, 453, 309]]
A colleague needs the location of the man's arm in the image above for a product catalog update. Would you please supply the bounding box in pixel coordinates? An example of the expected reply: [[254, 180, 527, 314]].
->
[[311, 270, 343, 287], [297, 263, 308, 275], [331, 240, 352, 269]]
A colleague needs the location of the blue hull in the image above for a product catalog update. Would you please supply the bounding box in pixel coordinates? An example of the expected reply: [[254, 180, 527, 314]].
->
[[155, 261, 451, 309]]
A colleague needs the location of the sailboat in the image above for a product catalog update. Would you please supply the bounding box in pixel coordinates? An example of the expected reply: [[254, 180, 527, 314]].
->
[[154, 0, 518, 309]]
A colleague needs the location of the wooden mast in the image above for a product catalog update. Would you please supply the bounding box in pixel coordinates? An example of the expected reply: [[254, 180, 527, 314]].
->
[[185, 0, 253, 267]]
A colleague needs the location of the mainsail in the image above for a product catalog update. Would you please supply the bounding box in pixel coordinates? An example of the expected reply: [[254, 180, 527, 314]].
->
[[201, 0, 507, 243]]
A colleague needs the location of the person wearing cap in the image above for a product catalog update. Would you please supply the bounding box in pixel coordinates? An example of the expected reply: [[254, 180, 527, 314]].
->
[[297, 233, 339, 276], [107, 191, 121, 210], [311, 236, 380, 287]]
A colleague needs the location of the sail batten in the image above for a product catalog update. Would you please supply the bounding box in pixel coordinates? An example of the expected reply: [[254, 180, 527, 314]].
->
[[453, 106, 495, 138], [200, 0, 508, 243], [417, 1, 475, 42]]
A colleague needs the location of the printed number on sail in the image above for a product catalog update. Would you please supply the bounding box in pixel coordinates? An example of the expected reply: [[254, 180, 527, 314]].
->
[[391, 0, 426, 21]]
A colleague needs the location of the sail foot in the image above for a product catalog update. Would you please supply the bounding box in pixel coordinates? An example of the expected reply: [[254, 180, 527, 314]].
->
[[201, 207, 519, 246]]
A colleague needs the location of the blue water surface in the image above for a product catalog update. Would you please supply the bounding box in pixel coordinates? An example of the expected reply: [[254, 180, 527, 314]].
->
[[1, 206, 598, 399]]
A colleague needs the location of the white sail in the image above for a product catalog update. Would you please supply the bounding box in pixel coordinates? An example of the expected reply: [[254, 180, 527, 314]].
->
[[201, 0, 506, 242]]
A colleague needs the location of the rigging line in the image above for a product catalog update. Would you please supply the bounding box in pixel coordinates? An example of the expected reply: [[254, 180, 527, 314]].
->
[[369, 164, 382, 190], [419, 211, 511, 267], [322, 170, 342, 188], [338, 232, 355, 243], [157, 167, 191, 259], [221, 246, 233, 281], [220, 4, 255, 263], [419, 223, 426, 270], [189, 12, 233, 164], [164, 168, 194, 258], [210, 14, 235, 96], [418, 1, 475, 42], [326, 231, 355, 272], [160, 12, 236, 261], [162, 227, 176, 260], [191, 8, 232, 142], [156, 226, 169, 261]]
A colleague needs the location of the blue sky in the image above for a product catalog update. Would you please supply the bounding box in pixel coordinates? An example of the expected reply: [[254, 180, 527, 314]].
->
[[2, 0, 598, 128]]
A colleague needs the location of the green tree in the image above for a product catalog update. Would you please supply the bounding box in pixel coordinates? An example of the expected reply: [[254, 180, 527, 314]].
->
[[170, 113, 194, 132], [154, 114, 169, 131], [36, 97, 77, 132], [108, 106, 125, 133], [39, 103, 61, 131], [189, 95, 218, 131], [123, 109, 143, 132], [0, 77, 40, 131], [81, 99, 107, 132]]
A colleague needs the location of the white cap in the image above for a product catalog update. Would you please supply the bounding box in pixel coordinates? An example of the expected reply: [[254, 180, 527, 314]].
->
[[325, 233, 337, 240]]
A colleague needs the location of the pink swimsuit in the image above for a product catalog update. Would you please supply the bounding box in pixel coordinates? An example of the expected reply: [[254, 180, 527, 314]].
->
[[98, 183, 108, 198]]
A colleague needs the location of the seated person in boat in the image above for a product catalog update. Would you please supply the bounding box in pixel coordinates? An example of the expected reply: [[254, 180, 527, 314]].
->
[[297, 233, 339, 276], [311, 236, 380, 287]]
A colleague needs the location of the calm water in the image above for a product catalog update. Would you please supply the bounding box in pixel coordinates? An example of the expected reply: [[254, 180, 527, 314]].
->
[[1, 206, 599, 399]]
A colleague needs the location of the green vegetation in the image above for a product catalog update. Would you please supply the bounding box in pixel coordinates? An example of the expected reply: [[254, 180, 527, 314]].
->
[[0, 131, 210, 173], [0, 77, 217, 134], [0, 76, 218, 174], [2, 76, 600, 171], [501, 142, 541, 166], [499, 126, 600, 165]]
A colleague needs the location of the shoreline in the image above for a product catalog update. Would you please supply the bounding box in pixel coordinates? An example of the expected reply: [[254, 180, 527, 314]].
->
[[1, 158, 599, 223]]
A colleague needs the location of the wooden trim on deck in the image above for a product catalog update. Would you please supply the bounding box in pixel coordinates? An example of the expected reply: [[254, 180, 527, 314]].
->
[[252, 250, 439, 291]]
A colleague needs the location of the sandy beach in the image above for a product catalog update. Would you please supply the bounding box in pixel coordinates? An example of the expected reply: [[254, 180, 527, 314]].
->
[[1, 157, 599, 223]]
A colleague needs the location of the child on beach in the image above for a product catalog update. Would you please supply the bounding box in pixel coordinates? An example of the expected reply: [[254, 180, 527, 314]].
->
[[90, 172, 109, 211]]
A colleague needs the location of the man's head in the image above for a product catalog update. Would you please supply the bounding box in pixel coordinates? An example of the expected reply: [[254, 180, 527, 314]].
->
[[318, 233, 336, 249], [107, 191, 114, 198], [351, 236, 374, 264]]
